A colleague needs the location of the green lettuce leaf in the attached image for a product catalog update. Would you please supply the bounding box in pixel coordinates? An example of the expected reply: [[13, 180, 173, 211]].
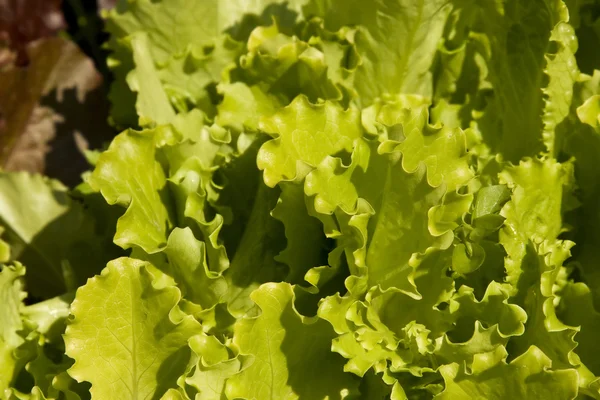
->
[[437, 346, 578, 399], [225, 282, 359, 399], [304, 0, 453, 104], [0, 264, 26, 392], [64, 257, 202, 400]]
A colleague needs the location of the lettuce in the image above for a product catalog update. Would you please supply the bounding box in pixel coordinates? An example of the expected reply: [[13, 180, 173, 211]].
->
[[2, 0, 600, 398]]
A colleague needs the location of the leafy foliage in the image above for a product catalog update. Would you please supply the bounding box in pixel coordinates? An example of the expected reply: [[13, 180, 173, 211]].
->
[[2, 0, 600, 399]]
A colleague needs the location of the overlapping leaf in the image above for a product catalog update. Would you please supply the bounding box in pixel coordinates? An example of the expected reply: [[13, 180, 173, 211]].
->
[[3, 0, 600, 398]]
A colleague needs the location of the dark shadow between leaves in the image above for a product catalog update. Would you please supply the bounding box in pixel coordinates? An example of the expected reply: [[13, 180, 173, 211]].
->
[[153, 346, 191, 400], [280, 296, 359, 399], [226, 3, 300, 42], [5, 187, 124, 302], [43, 86, 116, 187]]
